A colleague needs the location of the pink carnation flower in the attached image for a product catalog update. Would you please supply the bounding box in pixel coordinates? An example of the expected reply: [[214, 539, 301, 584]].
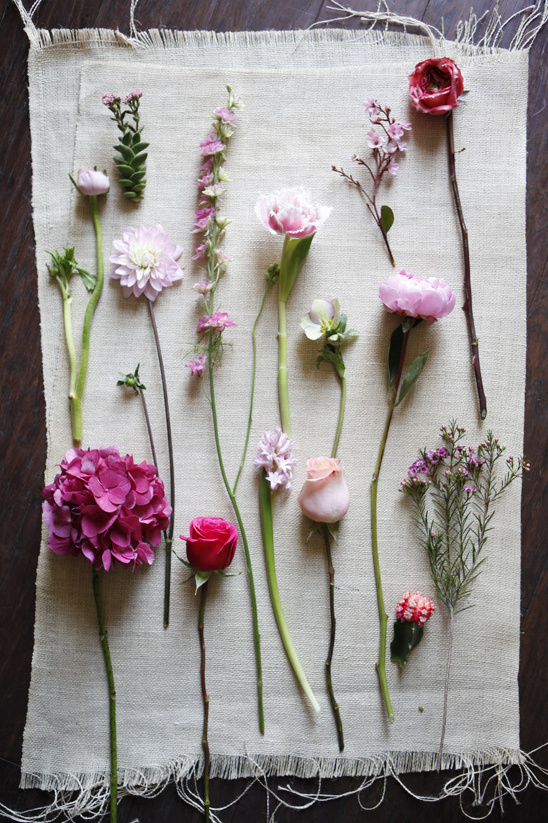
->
[[255, 186, 332, 239], [110, 225, 183, 302], [196, 311, 237, 333], [379, 270, 455, 324], [396, 592, 436, 626], [254, 427, 297, 491], [42, 447, 172, 572]]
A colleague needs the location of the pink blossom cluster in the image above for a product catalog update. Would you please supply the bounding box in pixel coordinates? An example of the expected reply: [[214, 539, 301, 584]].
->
[[254, 427, 297, 491], [255, 187, 332, 239], [364, 98, 411, 172], [42, 447, 172, 572], [196, 311, 237, 334], [102, 90, 142, 107], [396, 591, 436, 626]]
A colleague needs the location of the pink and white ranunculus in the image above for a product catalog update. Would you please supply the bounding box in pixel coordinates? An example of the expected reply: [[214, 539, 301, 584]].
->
[[255, 187, 332, 239], [42, 447, 171, 572], [298, 457, 350, 523], [110, 225, 183, 301], [408, 58, 464, 116], [379, 270, 455, 324], [76, 168, 110, 196]]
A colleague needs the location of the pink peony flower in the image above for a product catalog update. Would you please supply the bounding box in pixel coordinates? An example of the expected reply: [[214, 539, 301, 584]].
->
[[255, 186, 332, 239], [181, 516, 237, 572], [379, 270, 455, 324], [196, 312, 237, 333], [408, 58, 464, 116], [76, 168, 110, 196], [110, 225, 183, 302], [297, 457, 350, 523], [254, 427, 297, 491], [396, 591, 436, 626], [42, 447, 171, 572]]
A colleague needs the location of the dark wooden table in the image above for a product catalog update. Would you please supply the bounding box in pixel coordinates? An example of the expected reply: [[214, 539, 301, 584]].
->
[[1, 1, 546, 820]]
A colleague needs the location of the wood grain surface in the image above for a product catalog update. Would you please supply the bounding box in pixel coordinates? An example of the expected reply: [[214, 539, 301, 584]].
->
[[0, 1, 546, 821]]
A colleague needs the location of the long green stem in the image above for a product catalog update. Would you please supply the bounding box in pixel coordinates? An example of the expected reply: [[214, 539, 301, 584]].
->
[[321, 523, 344, 750], [147, 299, 175, 630], [62, 289, 79, 427], [138, 387, 159, 471], [207, 330, 265, 733], [277, 297, 291, 436], [259, 469, 320, 713], [331, 373, 347, 459], [371, 328, 410, 723], [72, 195, 104, 445], [199, 581, 211, 822], [91, 569, 117, 823], [233, 280, 271, 495]]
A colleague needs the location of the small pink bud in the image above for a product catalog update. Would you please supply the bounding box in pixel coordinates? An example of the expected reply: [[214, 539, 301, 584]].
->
[[76, 168, 110, 196]]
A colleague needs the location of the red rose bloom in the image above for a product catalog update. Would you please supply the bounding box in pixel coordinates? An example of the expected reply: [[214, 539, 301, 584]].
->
[[182, 516, 238, 572], [408, 57, 464, 115]]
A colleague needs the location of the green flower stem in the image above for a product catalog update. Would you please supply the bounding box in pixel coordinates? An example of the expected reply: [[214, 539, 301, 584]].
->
[[277, 297, 291, 436], [138, 387, 159, 471], [61, 289, 79, 407], [198, 581, 211, 822], [371, 326, 410, 724], [321, 523, 344, 750], [331, 373, 347, 459], [233, 279, 271, 495], [147, 299, 175, 630], [207, 331, 265, 734], [259, 469, 320, 713], [91, 569, 117, 823], [72, 195, 104, 445]]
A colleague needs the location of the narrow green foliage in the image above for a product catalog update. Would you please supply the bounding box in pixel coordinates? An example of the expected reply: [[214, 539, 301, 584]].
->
[[103, 91, 147, 201], [47, 247, 95, 294]]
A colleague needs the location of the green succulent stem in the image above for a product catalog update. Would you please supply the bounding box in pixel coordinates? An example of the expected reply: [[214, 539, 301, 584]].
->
[[91, 569, 117, 823], [259, 470, 320, 713], [72, 195, 104, 445]]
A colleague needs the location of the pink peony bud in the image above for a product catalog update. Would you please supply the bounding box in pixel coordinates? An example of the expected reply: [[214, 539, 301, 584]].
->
[[379, 269, 455, 324], [76, 168, 110, 196], [298, 457, 350, 523], [181, 516, 238, 572], [408, 57, 464, 116], [396, 591, 436, 626]]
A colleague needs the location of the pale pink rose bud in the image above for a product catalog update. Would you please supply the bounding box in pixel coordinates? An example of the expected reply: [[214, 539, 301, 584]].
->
[[379, 269, 455, 325], [76, 168, 110, 196], [298, 457, 350, 523]]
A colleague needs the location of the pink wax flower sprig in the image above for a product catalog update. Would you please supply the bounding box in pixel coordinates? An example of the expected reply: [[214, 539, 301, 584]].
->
[[401, 423, 529, 771], [390, 591, 436, 669], [409, 58, 486, 421], [110, 224, 183, 629], [189, 87, 266, 735], [370, 269, 455, 724], [179, 518, 238, 822], [102, 90, 148, 201], [42, 446, 171, 823], [55, 169, 109, 445], [256, 186, 332, 436], [254, 430, 320, 713], [332, 99, 411, 267]]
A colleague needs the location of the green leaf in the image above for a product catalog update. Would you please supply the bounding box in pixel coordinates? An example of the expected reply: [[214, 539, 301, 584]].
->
[[115, 143, 135, 163], [123, 191, 139, 200], [117, 179, 135, 188], [278, 234, 314, 303], [396, 347, 429, 406], [132, 151, 148, 165], [130, 170, 147, 183], [195, 570, 211, 592], [390, 620, 424, 668], [132, 183, 146, 193], [77, 267, 97, 292], [326, 520, 340, 541], [131, 140, 150, 153], [380, 205, 394, 234], [122, 131, 133, 145], [114, 163, 135, 178], [388, 323, 404, 387]]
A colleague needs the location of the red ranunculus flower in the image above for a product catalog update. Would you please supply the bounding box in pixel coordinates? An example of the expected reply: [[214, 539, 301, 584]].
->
[[408, 57, 464, 116], [182, 516, 238, 572]]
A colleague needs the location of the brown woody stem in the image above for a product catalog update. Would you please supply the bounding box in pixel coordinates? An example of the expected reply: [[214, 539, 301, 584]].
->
[[199, 581, 211, 822], [322, 523, 344, 751]]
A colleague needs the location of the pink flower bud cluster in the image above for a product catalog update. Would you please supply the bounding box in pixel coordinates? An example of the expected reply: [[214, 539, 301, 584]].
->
[[42, 447, 172, 572], [254, 427, 298, 491], [363, 98, 411, 175], [396, 592, 436, 626]]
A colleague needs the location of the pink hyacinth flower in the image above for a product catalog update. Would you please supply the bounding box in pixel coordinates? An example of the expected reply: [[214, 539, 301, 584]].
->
[[379, 270, 455, 324], [110, 225, 183, 302], [254, 427, 297, 491], [255, 186, 332, 239]]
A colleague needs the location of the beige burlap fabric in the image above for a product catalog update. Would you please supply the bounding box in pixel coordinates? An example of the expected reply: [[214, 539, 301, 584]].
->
[[20, 22, 527, 804]]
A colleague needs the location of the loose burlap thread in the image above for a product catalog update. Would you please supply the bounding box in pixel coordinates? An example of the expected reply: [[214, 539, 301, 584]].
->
[[18, 15, 531, 813]]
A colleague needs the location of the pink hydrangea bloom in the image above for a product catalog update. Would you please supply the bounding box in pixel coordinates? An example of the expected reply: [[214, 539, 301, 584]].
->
[[379, 270, 455, 324], [396, 592, 436, 626], [42, 447, 171, 572], [186, 354, 208, 376], [110, 225, 183, 302], [255, 186, 332, 239], [196, 312, 237, 333], [254, 427, 297, 491]]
